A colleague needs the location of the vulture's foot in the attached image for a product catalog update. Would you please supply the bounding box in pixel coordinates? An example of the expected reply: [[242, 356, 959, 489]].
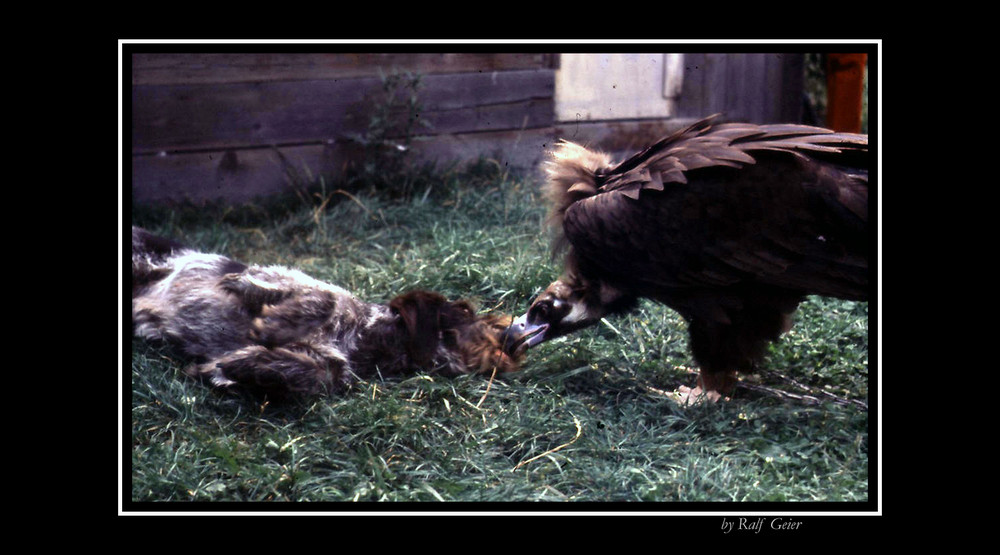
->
[[673, 385, 727, 405], [672, 370, 737, 405]]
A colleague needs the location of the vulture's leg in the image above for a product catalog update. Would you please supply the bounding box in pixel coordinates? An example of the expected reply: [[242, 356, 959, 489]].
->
[[676, 305, 796, 405]]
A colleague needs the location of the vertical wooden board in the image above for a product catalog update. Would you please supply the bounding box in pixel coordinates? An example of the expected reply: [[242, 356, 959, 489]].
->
[[679, 52, 735, 120], [704, 53, 730, 117], [677, 53, 805, 123], [725, 53, 752, 120], [762, 54, 784, 122], [779, 53, 805, 123], [745, 54, 769, 122], [676, 53, 706, 118]]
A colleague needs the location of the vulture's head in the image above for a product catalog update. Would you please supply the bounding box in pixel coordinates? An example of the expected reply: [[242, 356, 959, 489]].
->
[[501, 276, 636, 357]]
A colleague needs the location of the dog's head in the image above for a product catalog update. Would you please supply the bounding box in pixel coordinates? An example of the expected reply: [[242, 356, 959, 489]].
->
[[389, 290, 521, 376]]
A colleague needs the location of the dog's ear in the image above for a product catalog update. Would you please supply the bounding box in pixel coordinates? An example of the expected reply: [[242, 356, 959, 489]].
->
[[438, 299, 476, 328], [390, 290, 449, 367]]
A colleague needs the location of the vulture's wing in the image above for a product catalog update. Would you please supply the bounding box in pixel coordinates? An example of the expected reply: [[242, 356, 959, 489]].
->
[[559, 118, 868, 303]]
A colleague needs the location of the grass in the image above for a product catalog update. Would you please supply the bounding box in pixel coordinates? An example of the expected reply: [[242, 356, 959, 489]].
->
[[126, 159, 871, 508]]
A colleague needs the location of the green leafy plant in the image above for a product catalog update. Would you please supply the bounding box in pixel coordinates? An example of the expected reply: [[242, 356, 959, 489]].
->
[[345, 69, 435, 194]]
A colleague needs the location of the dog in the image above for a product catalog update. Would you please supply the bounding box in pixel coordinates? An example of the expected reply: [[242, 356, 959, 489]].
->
[[131, 227, 519, 400]]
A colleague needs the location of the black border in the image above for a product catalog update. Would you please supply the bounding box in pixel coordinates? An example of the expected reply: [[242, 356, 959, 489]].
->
[[120, 38, 880, 526]]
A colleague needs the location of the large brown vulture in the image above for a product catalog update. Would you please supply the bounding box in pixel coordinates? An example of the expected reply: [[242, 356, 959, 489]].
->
[[502, 115, 868, 402]]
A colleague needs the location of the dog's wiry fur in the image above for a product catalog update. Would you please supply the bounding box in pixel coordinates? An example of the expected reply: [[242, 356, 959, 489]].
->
[[132, 227, 519, 400]]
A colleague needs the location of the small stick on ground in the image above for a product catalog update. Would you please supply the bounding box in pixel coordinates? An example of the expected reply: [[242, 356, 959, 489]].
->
[[475, 365, 498, 408], [512, 415, 583, 471]]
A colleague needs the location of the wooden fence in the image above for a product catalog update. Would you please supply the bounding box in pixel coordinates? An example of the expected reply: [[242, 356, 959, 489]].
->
[[129, 52, 806, 203]]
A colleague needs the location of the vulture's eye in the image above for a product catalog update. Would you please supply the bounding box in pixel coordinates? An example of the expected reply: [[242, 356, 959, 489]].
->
[[529, 301, 550, 321]]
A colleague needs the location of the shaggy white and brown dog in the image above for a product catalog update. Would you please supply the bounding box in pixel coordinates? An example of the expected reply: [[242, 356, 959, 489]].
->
[[132, 227, 519, 400]]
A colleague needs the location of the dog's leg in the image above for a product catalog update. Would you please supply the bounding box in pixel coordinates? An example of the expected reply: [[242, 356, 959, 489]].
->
[[187, 343, 349, 399], [218, 272, 292, 314]]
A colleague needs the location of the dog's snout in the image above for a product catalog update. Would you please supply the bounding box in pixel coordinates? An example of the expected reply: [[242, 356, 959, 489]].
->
[[500, 314, 526, 353]]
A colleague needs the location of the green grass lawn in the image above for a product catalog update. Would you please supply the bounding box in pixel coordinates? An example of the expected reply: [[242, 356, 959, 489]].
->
[[126, 160, 871, 507]]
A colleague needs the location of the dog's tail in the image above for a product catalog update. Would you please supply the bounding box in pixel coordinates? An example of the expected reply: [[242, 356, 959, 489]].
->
[[131, 227, 187, 296]]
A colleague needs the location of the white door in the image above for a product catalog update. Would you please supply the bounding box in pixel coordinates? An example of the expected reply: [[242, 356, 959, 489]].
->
[[555, 53, 684, 123]]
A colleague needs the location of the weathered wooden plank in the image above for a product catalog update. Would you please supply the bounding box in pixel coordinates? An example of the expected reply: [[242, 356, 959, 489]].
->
[[419, 69, 554, 109], [131, 126, 557, 203], [132, 68, 556, 153], [703, 53, 730, 116], [131, 53, 559, 85], [778, 53, 805, 123], [735, 53, 767, 122], [132, 78, 358, 152], [763, 54, 785, 123], [678, 53, 805, 123], [131, 147, 299, 203], [425, 98, 553, 135], [676, 53, 706, 118]]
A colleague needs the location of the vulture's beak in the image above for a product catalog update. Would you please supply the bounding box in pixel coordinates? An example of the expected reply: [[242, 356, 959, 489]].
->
[[501, 312, 549, 356]]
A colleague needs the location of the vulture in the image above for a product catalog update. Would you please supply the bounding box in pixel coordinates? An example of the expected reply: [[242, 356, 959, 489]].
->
[[501, 115, 868, 402]]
